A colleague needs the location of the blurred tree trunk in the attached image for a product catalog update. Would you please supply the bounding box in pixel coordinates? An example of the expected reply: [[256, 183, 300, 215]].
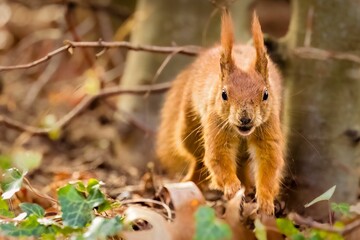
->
[[283, 0, 360, 219], [115, 0, 252, 170]]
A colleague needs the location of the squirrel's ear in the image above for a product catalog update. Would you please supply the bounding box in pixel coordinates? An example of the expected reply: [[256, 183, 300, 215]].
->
[[252, 12, 268, 82], [220, 9, 234, 81]]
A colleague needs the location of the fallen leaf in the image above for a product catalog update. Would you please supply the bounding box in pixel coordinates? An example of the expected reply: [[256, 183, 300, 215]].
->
[[304, 185, 336, 208]]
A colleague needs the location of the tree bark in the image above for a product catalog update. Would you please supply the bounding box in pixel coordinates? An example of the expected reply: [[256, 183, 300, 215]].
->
[[115, 0, 253, 170], [284, 0, 360, 219]]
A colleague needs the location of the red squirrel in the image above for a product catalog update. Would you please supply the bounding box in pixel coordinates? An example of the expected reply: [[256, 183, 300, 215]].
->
[[157, 11, 285, 215]]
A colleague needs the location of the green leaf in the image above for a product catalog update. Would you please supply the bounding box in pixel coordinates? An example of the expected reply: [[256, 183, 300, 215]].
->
[[84, 69, 101, 95], [75, 181, 87, 193], [97, 200, 112, 212], [58, 184, 93, 228], [276, 218, 299, 236], [194, 206, 232, 240], [331, 202, 350, 216], [48, 224, 81, 236], [254, 219, 267, 240], [1, 168, 27, 199], [0, 196, 14, 217], [20, 203, 45, 218], [292, 233, 306, 240], [0, 155, 11, 170], [12, 150, 42, 172], [333, 221, 345, 229], [42, 114, 61, 140], [0, 215, 46, 237], [82, 216, 123, 240], [304, 185, 336, 208], [310, 229, 344, 240], [87, 182, 106, 209], [86, 178, 101, 191]]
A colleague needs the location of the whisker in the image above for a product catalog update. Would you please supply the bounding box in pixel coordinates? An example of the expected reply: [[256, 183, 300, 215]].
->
[[181, 124, 203, 144], [291, 128, 321, 156]]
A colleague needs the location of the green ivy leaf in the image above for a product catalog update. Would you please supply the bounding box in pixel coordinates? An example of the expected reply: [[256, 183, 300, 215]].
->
[[305, 185, 336, 208], [58, 184, 93, 228], [97, 200, 112, 212], [20, 203, 45, 218], [86, 178, 102, 191], [82, 216, 123, 240], [194, 206, 232, 240], [75, 181, 87, 193], [276, 218, 300, 237], [48, 224, 81, 236], [0, 215, 46, 237], [1, 168, 27, 199], [254, 219, 267, 240], [0, 196, 14, 217], [87, 183, 106, 208], [331, 202, 350, 216]]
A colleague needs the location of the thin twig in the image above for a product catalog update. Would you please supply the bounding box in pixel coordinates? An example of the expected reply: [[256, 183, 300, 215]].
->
[[103, 100, 155, 135], [145, 47, 183, 98], [65, 40, 201, 56], [0, 82, 171, 135], [0, 45, 70, 71], [289, 212, 360, 236], [342, 218, 360, 236], [24, 177, 59, 205], [0, 41, 200, 72], [289, 213, 341, 233], [294, 47, 360, 64], [304, 6, 314, 47]]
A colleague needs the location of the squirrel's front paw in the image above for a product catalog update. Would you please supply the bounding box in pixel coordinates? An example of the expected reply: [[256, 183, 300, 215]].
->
[[223, 180, 242, 199], [210, 177, 241, 199], [257, 197, 275, 215]]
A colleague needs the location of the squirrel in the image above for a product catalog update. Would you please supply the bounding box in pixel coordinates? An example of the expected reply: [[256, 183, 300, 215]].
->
[[156, 10, 285, 215]]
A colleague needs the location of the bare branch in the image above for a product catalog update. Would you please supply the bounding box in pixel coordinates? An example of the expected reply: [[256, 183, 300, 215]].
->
[[0, 41, 201, 72], [0, 82, 171, 136], [65, 40, 201, 56], [2, 39, 360, 73], [0, 45, 70, 71], [304, 6, 314, 47]]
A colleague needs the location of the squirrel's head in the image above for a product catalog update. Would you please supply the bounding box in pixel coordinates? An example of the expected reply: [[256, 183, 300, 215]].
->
[[217, 11, 271, 137]]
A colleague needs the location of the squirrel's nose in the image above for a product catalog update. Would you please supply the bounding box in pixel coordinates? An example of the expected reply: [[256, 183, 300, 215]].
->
[[240, 117, 251, 125]]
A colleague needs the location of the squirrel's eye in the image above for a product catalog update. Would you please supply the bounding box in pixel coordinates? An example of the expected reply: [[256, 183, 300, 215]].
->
[[222, 89, 228, 101], [263, 89, 268, 101]]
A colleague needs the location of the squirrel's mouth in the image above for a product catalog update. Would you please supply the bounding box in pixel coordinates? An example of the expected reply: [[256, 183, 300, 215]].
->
[[236, 125, 254, 136]]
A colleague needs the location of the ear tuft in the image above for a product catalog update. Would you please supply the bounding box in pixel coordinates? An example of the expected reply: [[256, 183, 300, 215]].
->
[[252, 12, 268, 82], [220, 9, 234, 81]]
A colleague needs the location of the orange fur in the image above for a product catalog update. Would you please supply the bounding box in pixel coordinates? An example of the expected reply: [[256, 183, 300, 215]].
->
[[156, 11, 285, 215]]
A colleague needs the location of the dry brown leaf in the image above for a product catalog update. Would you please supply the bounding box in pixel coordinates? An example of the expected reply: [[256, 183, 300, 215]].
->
[[122, 206, 172, 240], [159, 181, 205, 210], [122, 182, 206, 240], [224, 189, 256, 240]]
